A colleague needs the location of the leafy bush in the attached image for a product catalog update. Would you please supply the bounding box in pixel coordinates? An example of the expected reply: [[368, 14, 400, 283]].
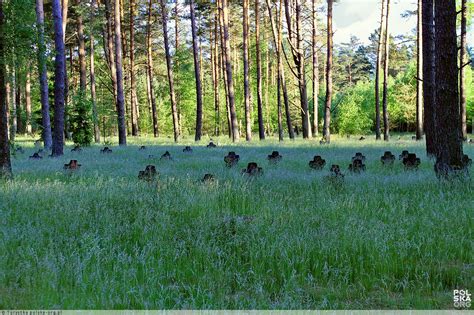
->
[[70, 91, 93, 146]]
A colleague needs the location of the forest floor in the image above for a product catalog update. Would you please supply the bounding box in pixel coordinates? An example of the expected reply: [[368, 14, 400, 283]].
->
[[0, 134, 473, 309]]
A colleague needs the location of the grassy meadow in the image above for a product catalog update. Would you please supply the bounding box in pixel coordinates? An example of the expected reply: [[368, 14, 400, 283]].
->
[[0, 134, 473, 309]]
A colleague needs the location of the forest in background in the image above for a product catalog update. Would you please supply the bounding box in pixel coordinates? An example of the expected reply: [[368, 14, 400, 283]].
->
[[1, 0, 473, 145]]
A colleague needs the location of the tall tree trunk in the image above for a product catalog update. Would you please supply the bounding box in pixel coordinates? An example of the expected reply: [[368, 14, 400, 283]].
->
[[25, 70, 32, 134], [218, 0, 232, 139], [129, 0, 138, 136], [160, 0, 180, 142], [104, 0, 117, 103], [375, 0, 385, 140], [114, 0, 126, 145], [323, 0, 333, 143], [255, 0, 265, 140], [90, 0, 100, 143], [212, 8, 220, 136], [221, 0, 239, 141], [266, 0, 293, 139], [175, 0, 179, 51], [52, 0, 66, 156], [284, 0, 311, 139], [422, 0, 436, 156], [434, 0, 464, 176], [36, 0, 53, 149], [416, 0, 423, 140], [0, 0, 11, 178], [189, 0, 203, 141], [10, 67, 16, 140], [312, 0, 319, 136], [382, 0, 390, 141], [76, 0, 86, 92], [459, 0, 467, 140], [5, 72, 9, 139], [243, 0, 252, 141], [15, 75, 22, 135], [147, 0, 158, 137], [62, 0, 69, 140]]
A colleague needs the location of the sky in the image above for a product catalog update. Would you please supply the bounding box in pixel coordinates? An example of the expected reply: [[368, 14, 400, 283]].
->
[[332, 0, 474, 47]]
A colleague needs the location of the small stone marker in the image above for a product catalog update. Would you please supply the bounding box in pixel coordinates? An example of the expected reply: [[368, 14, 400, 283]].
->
[[359, 136, 366, 141], [403, 153, 421, 170], [462, 154, 472, 167], [468, 139, 473, 144], [207, 142, 217, 148], [381, 151, 395, 165], [64, 160, 81, 170], [352, 152, 366, 162], [267, 151, 282, 163], [241, 162, 263, 176], [349, 159, 366, 173], [16, 146, 24, 154], [29, 152, 43, 160], [139, 146, 147, 151], [71, 145, 82, 153], [101, 147, 113, 154], [160, 151, 172, 160], [399, 150, 409, 160], [138, 165, 158, 181], [224, 151, 240, 167], [201, 173, 215, 183], [329, 164, 344, 179], [183, 146, 193, 153], [309, 155, 326, 170]]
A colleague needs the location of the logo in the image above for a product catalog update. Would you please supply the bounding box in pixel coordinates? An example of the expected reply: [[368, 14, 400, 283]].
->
[[454, 289, 471, 309]]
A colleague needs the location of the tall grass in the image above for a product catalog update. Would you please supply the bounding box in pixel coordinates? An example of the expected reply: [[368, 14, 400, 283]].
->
[[0, 135, 472, 309]]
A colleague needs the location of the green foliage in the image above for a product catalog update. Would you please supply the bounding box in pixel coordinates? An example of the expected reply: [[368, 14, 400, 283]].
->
[[70, 92, 94, 146], [336, 82, 373, 135]]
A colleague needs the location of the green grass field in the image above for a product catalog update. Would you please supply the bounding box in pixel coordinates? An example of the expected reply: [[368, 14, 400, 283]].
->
[[0, 134, 473, 309]]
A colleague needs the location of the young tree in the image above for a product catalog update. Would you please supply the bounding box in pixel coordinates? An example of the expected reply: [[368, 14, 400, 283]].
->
[[422, 0, 436, 156], [374, 0, 385, 140], [415, 0, 423, 140], [25, 70, 32, 134], [0, 0, 11, 178], [255, 0, 265, 140], [52, 0, 66, 156], [76, 0, 86, 92], [243, 0, 251, 141], [433, 0, 465, 176], [114, 0, 127, 145], [382, 0, 390, 141], [212, 7, 220, 136], [146, 0, 158, 137], [323, 0, 333, 143], [160, 0, 180, 142], [35, 0, 53, 149]]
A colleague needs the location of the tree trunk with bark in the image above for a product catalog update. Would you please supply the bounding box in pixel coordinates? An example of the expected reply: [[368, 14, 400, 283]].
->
[[422, 0, 436, 156], [375, 0, 385, 140], [90, 0, 100, 143], [212, 8, 220, 136], [434, 0, 465, 176], [312, 0, 319, 137], [0, 0, 11, 178], [129, 0, 138, 136], [114, 0, 127, 145], [36, 0, 53, 149], [25, 70, 32, 134], [189, 0, 203, 141], [76, 0, 86, 92], [459, 0, 467, 140], [221, 0, 239, 141], [382, 0, 390, 141], [416, 0, 423, 140], [160, 0, 180, 142], [255, 0, 265, 140], [243, 0, 252, 141], [323, 0, 333, 143], [147, 0, 158, 137], [52, 0, 66, 156]]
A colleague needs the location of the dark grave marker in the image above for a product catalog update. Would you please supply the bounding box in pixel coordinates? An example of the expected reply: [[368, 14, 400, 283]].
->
[[462, 154, 472, 167], [309, 155, 326, 170], [183, 146, 193, 153], [160, 151, 173, 160], [224, 151, 240, 167], [381, 151, 395, 165], [71, 145, 82, 153], [399, 150, 409, 160], [359, 136, 366, 141], [139, 146, 147, 151], [267, 151, 282, 163], [138, 165, 158, 181], [241, 162, 263, 176], [207, 142, 217, 148], [16, 146, 24, 154], [349, 159, 366, 173], [352, 152, 366, 162], [64, 160, 81, 170], [403, 153, 421, 170], [101, 147, 113, 154], [29, 152, 43, 160], [201, 173, 215, 183]]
